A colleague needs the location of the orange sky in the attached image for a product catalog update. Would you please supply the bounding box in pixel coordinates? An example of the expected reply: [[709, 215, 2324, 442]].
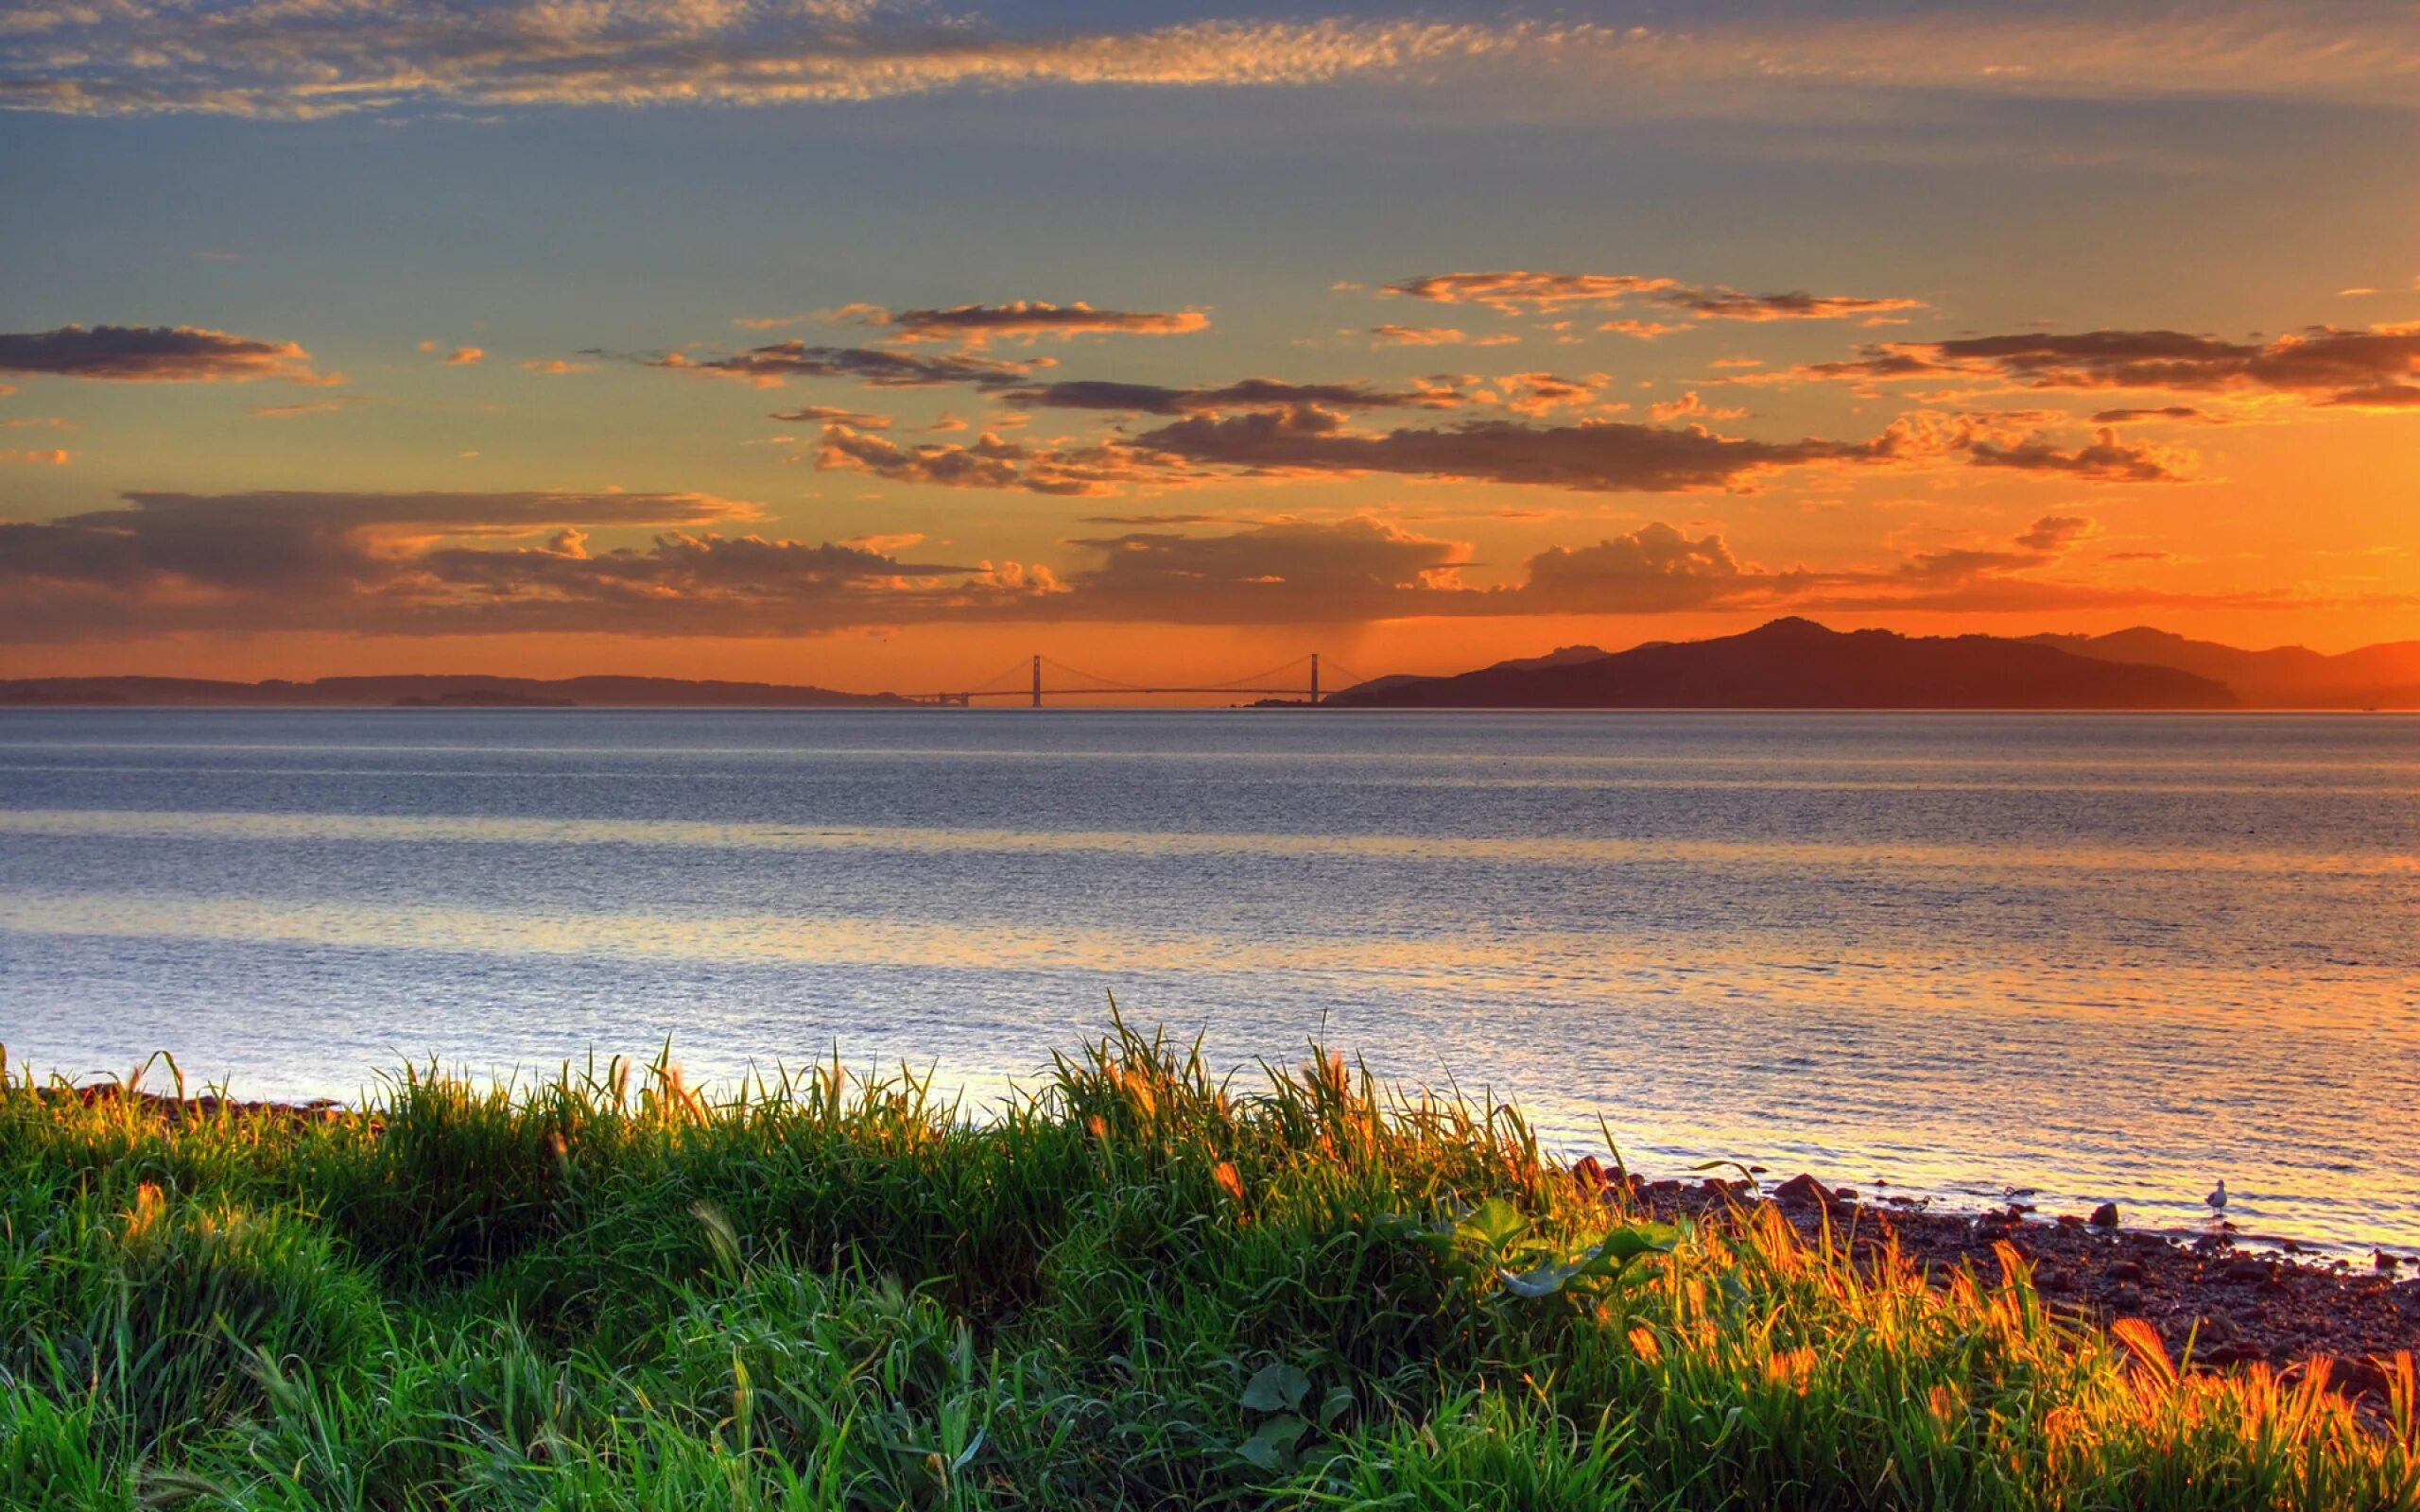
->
[[5, 0, 2419, 689]]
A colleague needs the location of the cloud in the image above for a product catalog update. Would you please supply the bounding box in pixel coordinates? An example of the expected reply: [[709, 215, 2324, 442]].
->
[[768, 404, 891, 429], [1768, 324, 2420, 408], [1122, 405, 1904, 493], [0, 448, 71, 464], [251, 401, 346, 418], [423, 342, 485, 365], [1649, 390, 1747, 422], [520, 358, 591, 375], [10, 3, 2420, 124], [646, 342, 1042, 388], [1599, 319, 1696, 340], [0, 323, 324, 383], [2089, 404, 2219, 423], [814, 423, 1117, 496], [1654, 287, 1927, 321], [1055, 515, 1469, 619], [3, 12, 1564, 119], [1965, 426, 2193, 482], [1518, 524, 1768, 612], [0, 488, 2255, 639], [1075, 513, 1238, 526], [844, 301, 1209, 347], [2014, 513, 2097, 553], [1384, 272, 1678, 315], [995, 376, 1457, 415], [1367, 324, 1516, 349], [1386, 269, 1923, 322], [1463, 371, 1605, 415], [0, 488, 1051, 640]]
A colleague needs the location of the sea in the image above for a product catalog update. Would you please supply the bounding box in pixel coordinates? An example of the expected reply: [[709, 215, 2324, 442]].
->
[[2, 709, 2413, 1250]]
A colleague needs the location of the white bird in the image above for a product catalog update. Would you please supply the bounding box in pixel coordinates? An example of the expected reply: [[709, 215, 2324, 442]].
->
[[2204, 1179, 2228, 1213]]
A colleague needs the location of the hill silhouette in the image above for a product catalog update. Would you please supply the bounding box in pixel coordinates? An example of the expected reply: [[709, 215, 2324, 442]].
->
[[2029, 627, 2420, 708], [1325, 619, 2237, 710]]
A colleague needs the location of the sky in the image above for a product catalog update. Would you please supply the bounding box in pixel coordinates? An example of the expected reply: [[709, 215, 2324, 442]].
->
[[4, 0, 2419, 694]]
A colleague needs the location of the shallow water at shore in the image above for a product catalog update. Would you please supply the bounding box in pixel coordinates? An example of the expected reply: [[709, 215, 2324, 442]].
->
[[2, 708, 2414, 1248]]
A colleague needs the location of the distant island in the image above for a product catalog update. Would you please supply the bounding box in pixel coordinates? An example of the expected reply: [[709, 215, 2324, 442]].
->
[[9, 619, 2419, 710], [0, 674, 911, 709], [1318, 618, 2420, 711]]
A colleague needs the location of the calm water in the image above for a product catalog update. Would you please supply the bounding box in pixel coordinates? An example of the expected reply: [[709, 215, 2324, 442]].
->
[[2, 710, 2415, 1249]]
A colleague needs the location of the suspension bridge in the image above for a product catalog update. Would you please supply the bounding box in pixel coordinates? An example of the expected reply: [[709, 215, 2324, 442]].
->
[[904, 653, 1371, 707]]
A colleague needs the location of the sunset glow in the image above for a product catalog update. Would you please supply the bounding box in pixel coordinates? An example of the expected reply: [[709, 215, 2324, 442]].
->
[[6, 0, 2419, 689]]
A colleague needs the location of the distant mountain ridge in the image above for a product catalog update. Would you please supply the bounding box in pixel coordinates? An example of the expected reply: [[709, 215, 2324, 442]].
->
[[1325, 619, 2238, 710], [0, 674, 911, 708], [2027, 627, 2420, 708]]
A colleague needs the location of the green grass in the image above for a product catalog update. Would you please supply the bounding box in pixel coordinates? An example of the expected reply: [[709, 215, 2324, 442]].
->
[[1, 1022, 2412, 1510]]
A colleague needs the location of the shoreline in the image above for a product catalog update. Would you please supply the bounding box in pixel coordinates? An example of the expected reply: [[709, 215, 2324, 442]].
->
[[12, 1030, 2417, 1507], [1602, 1162, 2420, 1402]]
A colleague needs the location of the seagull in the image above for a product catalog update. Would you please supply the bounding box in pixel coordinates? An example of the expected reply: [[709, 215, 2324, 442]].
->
[[2204, 1179, 2228, 1214]]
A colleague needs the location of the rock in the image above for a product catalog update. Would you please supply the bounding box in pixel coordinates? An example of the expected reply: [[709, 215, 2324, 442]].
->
[[1830, 1187, 1858, 1202], [2089, 1202, 2120, 1228], [2109, 1260, 2146, 1283], [2224, 1258, 2270, 1283], [1771, 1173, 1832, 1208], [2336, 1358, 2394, 1398]]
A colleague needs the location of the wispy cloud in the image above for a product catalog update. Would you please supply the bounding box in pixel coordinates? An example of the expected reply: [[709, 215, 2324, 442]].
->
[[15, 4, 2416, 121], [1385, 268, 1925, 323], [646, 342, 1043, 388], [1367, 324, 1516, 349]]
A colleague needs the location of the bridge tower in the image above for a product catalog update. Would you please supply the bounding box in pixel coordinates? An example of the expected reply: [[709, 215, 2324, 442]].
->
[[1031, 653, 1043, 709], [1310, 653, 1320, 705]]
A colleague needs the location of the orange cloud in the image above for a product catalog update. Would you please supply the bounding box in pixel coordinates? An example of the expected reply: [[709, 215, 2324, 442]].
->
[[1368, 324, 1518, 348], [0, 448, 72, 464], [1650, 390, 1748, 422], [1385, 271, 1677, 314]]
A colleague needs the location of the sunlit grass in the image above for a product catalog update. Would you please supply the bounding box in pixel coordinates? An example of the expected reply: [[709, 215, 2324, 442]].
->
[[1, 1022, 2411, 1510]]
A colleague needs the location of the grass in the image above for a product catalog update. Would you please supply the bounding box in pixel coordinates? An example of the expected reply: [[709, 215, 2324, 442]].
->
[[0, 1021, 2412, 1510]]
